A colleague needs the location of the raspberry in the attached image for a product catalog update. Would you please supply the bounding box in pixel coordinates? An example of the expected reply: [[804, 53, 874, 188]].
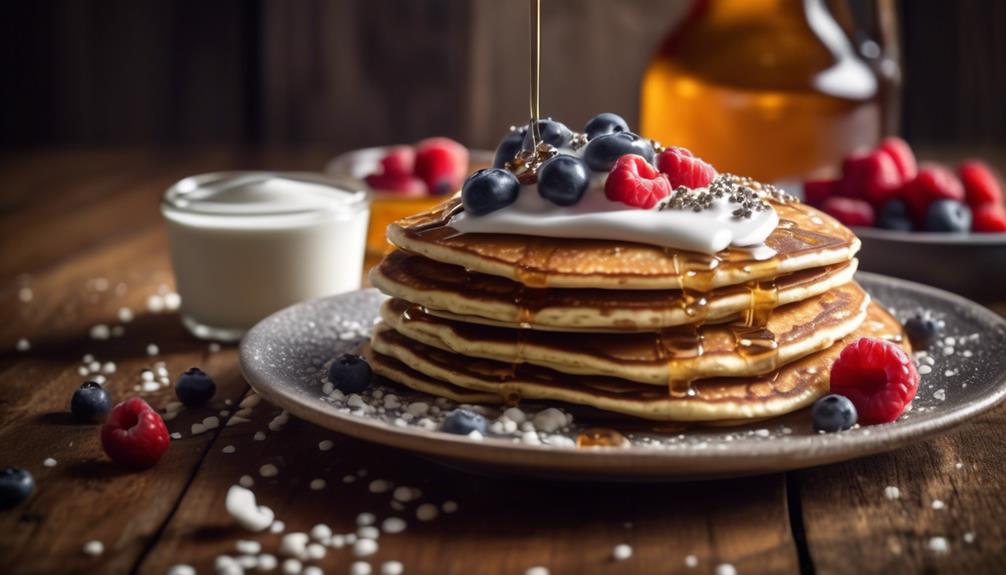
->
[[821, 196, 875, 227], [100, 398, 170, 468], [878, 137, 918, 181], [803, 179, 838, 207], [958, 160, 1003, 208], [972, 203, 1006, 233], [901, 164, 965, 224], [364, 173, 427, 196], [839, 150, 902, 207], [605, 154, 672, 209], [378, 145, 416, 178], [830, 338, 919, 424], [414, 137, 469, 196], [654, 147, 717, 189]]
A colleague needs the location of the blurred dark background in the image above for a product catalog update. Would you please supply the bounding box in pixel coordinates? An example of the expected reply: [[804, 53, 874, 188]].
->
[[1, 0, 1004, 153]]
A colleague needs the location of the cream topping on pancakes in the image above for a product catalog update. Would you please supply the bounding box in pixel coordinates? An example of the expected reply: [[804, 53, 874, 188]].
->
[[450, 167, 780, 257]]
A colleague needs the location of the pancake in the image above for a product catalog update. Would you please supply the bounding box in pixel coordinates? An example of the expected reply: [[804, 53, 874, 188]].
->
[[388, 197, 859, 291], [366, 301, 909, 422], [378, 281, 868, 385], [371, 249, 859, 331]]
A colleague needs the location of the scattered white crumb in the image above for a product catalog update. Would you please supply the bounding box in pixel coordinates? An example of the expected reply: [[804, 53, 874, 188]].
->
[[15, 338, 30, 352], [685, 555, 698, 568], [310, 478, 326, 491], [239, 475, 254, 488], [884, 486, 901, 500], [928, 537, 949, 554], [919, 365, 933, 375], [442, 500, 458, 514], [382, 517, 406, 534], [369, 479, 391, 494], [43, 457, 57, 467], [166, 565, 195, 575], [146, 344, 159, 356], [258, 555, 278, 571], [932, 499, 945, 510], [18, 287, 33, 302], [81, 540, 104, 556], [225, 485, 274, 532], [222, 445, 236, 454], [260, 464, 279, 478], [353, 538, 378, 557], [715, 564, 737, 575], [525, 567, 549, 575], [350, 562, 372, 575], [381, 561, 404, 575], [236, 540, 261, 555], [318, 439, 334, 451], [963, 532, 975, 543], [955, 461, 964, 470], [170, 432, 182, 440], [254, 432, 266, 441], [612, 544, 633, 561], [933, 389, 946, 401], [280, 558, 301, 575], [270, 520, 286, 534], [279, 532, 309, 558], [89, 324, 110, 340], [416, 503, 438, 522], [357, 512, 376, 527]]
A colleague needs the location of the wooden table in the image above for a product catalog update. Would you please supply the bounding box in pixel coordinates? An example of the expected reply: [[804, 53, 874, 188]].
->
[[1, 149, 1004, 575]]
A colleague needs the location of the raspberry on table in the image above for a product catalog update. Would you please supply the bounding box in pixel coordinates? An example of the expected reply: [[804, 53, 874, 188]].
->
[[958, 160, 1003, 208], [829, 338, 920, 425], [100, 397, 170, 468], [971, 203, 1006, 232], [821, 196, 875, 227]]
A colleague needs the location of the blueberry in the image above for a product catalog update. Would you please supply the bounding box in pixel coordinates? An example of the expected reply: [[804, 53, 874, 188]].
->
[[440, 408, 488, 435], [0, 467, 34, 510], [461, 168, 521, 216], [582, 132, 654, 171], [583, 112, 629, 140], [903, 313, 939, 348], [175, 367, 216, 407], [70, 381, 112, 422], [521, 119, 572, 149], [876, 199, 914, 232], [537, 154, 591, 206], [328, 354, 372, 394], [924, 199, 972, 232], [811, 394, 858, 432], [493, 128, 527, 169]]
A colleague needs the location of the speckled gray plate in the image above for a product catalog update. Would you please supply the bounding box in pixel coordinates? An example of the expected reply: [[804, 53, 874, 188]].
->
[[239, 273, 1006, 481]]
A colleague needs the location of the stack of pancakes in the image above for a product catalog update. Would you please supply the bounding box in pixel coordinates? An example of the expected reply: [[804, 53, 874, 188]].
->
[[365, 195, 911, 423]]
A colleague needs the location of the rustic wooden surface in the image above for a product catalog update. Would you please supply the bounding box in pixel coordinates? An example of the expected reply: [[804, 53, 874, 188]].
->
[[0, 149, 1004, 575]]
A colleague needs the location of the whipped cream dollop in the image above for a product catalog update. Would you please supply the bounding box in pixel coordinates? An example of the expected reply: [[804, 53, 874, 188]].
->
[[450, 169, 780, 258]]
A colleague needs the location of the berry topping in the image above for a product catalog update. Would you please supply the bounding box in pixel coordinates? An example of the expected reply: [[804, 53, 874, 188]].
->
[[803, 179, 838, 207], [101, 398, 170, 468], [829, 337, 919, 425], [901, 164, 965, 224], [821, 196, 875, 227], [378, 146, 416, 178], [971, 202, 1006, 233], [903, 313, 939, 349], [879, 137, 918, 181], [70, 381, 113, 423], [462, 168, 521, 215], [839, 150, 902, 208], [414, 137, 469, 196], [583, 132, 654, 171], [875, 199, 913, 231], [363, 173, 427, 197], [328, 354, 372, 394], [521, 119, 572, 149], [654, 147, 717, 189], [811, 394, 858, 432], [583, 112, 629, 141], [175, 367, 217, 407], [537, 155, 591, 206], [441, 408, 488, 436], [493, 128, 527, 169], [924, 199, 972, 233], [605, 154, 672, 209], [0, 467, 34, 510], [958, 160, 1003, 207]]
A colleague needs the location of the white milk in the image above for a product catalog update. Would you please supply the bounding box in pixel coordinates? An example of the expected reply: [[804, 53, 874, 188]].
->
[[162, 172, 369, 340]]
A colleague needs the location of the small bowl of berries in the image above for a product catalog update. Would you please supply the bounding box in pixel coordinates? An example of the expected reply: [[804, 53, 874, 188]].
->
[[327, 139, 493, 265], [802, 138, 1006, 300]]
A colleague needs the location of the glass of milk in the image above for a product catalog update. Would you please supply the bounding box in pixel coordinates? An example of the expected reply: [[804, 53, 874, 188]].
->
[[162, 171, 369, 341]]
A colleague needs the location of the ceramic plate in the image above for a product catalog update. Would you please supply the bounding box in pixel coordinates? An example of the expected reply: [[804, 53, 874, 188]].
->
[[239, 273, 1006, 481]]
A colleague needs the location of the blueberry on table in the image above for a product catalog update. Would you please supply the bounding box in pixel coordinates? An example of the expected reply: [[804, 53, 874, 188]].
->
[[924, 199, 971, 232], [538, 155, 591, 207], [583, 112, 629, 141], [70, 381, 113, 423], [0, 467, 34, 510], [462, 168, 521, 216], [876, 199, 914, 232], [175, 367, 217, 407], [583, 132, 654, 171], [521, 119, 573, 149], [811, 394, 858, 432], [441, 409, 488, 436], [328, 354, 372, 394], [493, 129, 527, 169], [904, 314, 939, 348]]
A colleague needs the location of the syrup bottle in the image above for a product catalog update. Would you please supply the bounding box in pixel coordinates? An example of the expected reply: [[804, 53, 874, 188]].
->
[[641, 0, 898, 183]]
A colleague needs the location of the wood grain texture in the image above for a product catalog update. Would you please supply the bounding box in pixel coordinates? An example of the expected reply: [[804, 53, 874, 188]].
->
[[0, 149, 1004, 575]]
